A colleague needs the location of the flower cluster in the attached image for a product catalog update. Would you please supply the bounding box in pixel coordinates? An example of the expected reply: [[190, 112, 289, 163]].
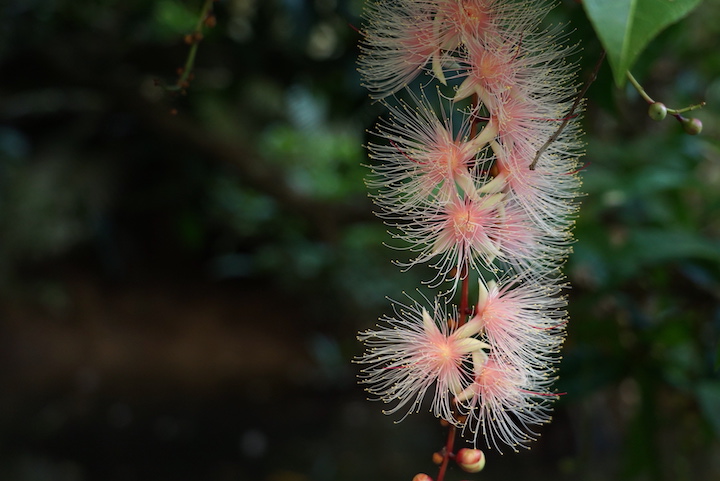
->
[[356, 0, 583, 453]]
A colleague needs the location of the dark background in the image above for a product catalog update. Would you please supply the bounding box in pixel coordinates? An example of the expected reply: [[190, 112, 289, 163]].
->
[[1, 1, 719, 480]]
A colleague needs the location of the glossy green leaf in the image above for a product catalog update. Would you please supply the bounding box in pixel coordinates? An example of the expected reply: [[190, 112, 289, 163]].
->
[[583, 0, 703, 87]]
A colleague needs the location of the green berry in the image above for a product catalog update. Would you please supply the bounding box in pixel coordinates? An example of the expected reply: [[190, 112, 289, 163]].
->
[[681, 117, 703, 135], [648, 102, 667, 121]]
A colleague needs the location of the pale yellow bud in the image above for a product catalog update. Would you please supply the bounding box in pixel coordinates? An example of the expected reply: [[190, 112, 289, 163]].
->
[[456, 448, 486, 473]]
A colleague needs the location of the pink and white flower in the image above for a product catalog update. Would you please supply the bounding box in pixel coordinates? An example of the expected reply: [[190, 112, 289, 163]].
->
[[473, 277, 566, 372], [455, 354, 557, 452], [357, 297, 488, 425], [366, 91, 493, 213], [358, 0, 461, 98]]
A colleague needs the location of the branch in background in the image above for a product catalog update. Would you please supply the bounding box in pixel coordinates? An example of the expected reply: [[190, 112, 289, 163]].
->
[[159, 0, 217, 95], [35, 44, 372, 245]]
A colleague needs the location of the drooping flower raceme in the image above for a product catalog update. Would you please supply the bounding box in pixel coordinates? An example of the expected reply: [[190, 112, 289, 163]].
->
[[356, 0, 583, 453]]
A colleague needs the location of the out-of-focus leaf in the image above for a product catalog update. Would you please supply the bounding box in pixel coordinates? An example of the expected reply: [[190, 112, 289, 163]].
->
[[583, 0, 703, 86], [697, 382, 720, 435], [629, 229, 720, 263]]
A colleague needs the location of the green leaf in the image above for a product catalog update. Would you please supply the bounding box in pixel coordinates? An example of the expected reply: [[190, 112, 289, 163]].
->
[[583, 0, 703, 87]]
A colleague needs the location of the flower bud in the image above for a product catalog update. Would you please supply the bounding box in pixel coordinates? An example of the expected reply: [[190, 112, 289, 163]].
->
[[432, 451, 444, 465], [455, 448, 486, 473], [648, 102, 667, 121], [412, 474, 433, 481], [681, 117, 703, 135], [204, 14, 217, 28]]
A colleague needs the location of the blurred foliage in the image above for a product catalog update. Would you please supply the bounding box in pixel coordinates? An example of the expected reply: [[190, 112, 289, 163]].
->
[[0, 1, 719, 481]]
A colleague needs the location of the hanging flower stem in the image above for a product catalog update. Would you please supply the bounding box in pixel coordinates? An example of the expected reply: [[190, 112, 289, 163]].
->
[[436, 423, 457, 481], [434, 262, 471, 481], [457, 262, 471, 327]]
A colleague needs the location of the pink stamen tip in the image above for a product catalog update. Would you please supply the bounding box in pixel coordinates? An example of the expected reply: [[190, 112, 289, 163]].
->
[[390, 139, 425, 165], [511, 32, 524, 62], [565, 162, 591, 175]]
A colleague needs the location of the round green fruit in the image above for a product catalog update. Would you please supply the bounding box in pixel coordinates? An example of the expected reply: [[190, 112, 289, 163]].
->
[[648, 102, 667, 121]]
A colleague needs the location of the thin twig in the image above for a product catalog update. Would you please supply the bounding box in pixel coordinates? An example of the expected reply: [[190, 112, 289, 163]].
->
[[166, 0, 216, 93], [626, 71, 706, 114], [529, 50, 606, 170]]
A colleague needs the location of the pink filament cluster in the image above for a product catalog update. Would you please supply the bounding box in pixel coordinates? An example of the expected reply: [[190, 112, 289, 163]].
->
[[356, 0, 583, 452]]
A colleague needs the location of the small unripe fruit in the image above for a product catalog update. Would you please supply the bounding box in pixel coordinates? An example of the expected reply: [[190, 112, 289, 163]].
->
[[456, 448, 486, 473], [412, 474, 433, 481], [648, 102, 667, 121], [681, 117, 703, 135]]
